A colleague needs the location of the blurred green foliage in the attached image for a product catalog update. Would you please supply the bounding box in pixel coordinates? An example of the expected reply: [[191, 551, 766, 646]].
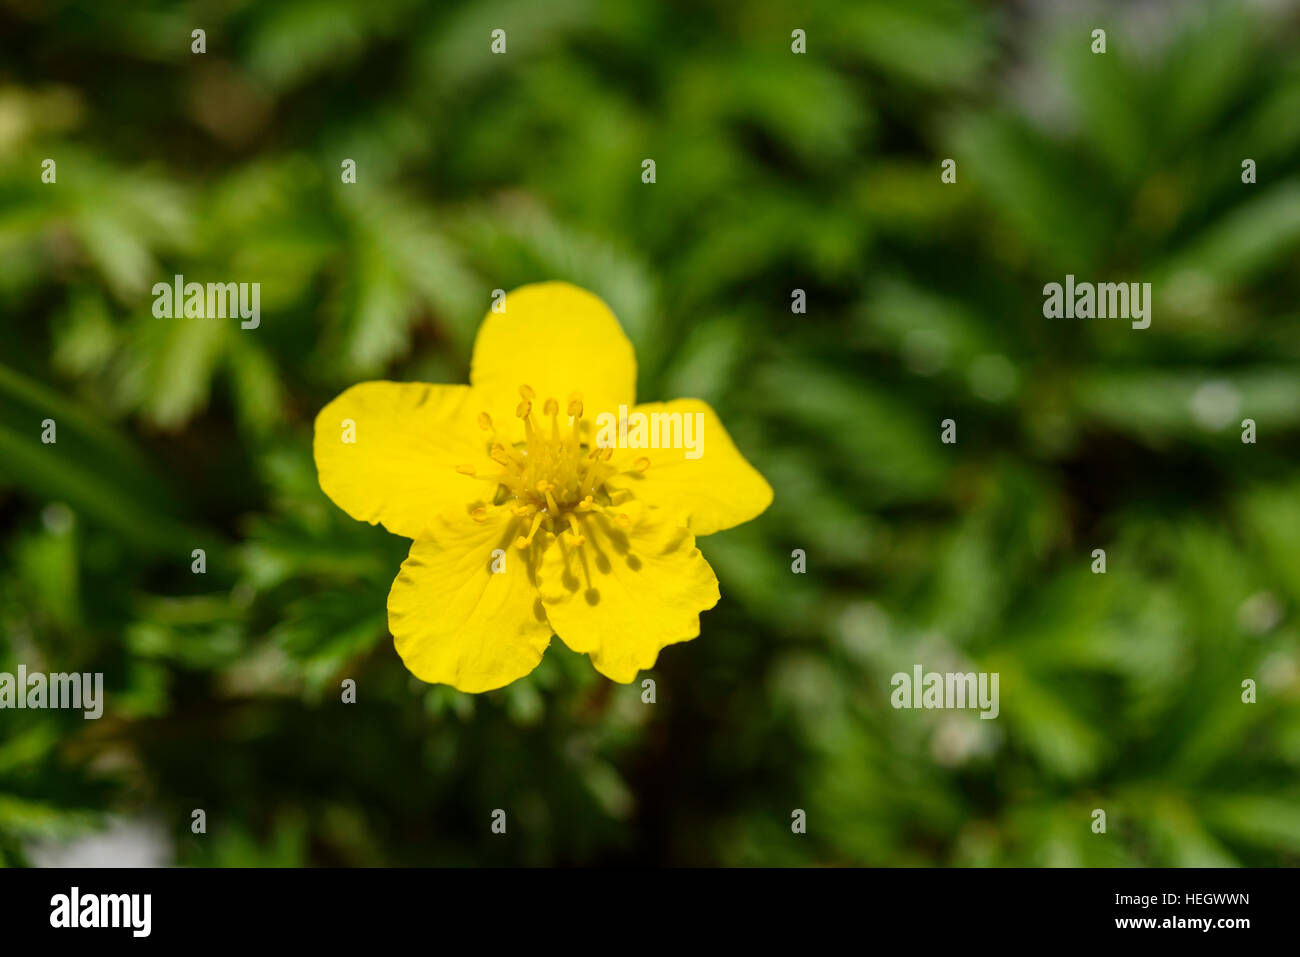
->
[[1, 0, 1298, 866]]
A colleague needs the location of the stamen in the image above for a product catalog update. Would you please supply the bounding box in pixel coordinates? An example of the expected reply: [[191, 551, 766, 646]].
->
[[517, 398, 541, 446], [514, 511, 544, 549], [565, 514, 586, 546], [492, 471, 524, 495], [634, 456, 651, 473], [545, 397, 561, 443], [567, 394, 583, 454], [578, 460, 608, 499], [455, 464, 477, 475]]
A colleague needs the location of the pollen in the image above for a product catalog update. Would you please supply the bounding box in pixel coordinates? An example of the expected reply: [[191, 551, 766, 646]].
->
[[465, 386, 622, 550]]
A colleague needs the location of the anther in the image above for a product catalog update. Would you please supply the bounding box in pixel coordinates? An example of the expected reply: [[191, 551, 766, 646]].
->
[[477, 412, 493, 430], [471, 506, 489, 523], [518, 384, 535, 400], [634, 456, 651, 473], [516, 400, 532, 418], [543, 397, 559, 416], [455, 464, 477, 475]]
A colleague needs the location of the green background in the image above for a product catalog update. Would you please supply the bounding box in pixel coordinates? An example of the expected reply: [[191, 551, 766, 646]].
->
[[1, 0, 1299, 866]]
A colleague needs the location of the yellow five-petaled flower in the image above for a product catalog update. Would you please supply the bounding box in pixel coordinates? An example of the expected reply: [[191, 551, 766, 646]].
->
[[313, 282, 772, 692]]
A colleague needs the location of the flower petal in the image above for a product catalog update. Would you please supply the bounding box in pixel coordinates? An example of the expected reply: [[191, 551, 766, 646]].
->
[[603, 399, 773, 536], [536, 501, 719, 683], [388, 505, 553, 693], [313, 382, 493, 539], [469, 282, 636, 433]]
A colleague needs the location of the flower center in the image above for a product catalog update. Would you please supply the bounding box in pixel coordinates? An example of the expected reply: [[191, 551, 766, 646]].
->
[[456, 385, 649, 549]]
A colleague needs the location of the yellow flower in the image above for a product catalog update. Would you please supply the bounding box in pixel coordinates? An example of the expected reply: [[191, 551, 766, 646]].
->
[[313, 282, 772, 692]]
